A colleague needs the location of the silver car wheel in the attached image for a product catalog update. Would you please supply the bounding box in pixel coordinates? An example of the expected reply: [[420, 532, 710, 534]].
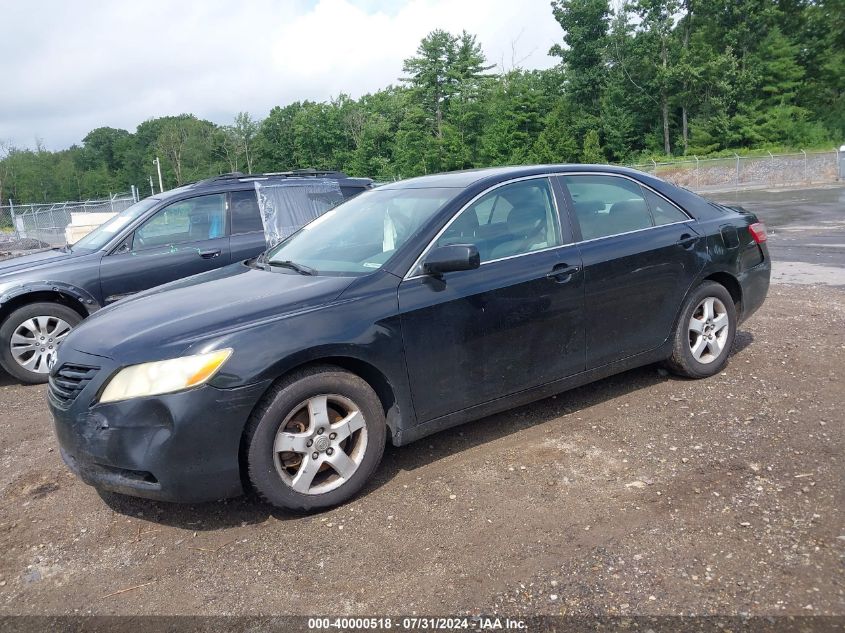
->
[[10, 316, 73, 374], [688, 296, 730, 364], [272, 394, 368, 495]]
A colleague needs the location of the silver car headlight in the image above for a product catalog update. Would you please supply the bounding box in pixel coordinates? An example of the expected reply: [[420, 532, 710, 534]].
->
[[98, 349, 233, 403]]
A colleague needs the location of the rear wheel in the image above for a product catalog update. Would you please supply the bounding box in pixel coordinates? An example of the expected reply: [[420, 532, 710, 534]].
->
[[245, 365, 386, 511], [0, 302, 82, 384], [665, 281, 736, 379]]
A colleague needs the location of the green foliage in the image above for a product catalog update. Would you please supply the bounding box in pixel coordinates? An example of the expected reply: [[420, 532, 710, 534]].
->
[[581, 129, 604, 163], [2, 5, 841, 204]]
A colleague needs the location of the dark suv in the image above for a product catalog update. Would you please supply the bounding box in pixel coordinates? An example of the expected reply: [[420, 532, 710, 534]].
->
[[0, 171, 372, 383]]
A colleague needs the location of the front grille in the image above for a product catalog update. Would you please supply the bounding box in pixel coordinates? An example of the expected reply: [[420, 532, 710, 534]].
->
[[48, 364, 100, 407]]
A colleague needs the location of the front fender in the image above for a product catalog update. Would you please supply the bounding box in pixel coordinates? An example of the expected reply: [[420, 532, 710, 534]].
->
[[0, 281, 102, 316]]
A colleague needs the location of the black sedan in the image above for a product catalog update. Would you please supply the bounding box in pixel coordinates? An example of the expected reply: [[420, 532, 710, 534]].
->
[[48, 165, 770, 511]]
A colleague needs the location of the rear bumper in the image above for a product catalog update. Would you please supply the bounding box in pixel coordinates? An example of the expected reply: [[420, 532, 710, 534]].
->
[[738, 247, 771, 323], [49, 349, 271, 503]]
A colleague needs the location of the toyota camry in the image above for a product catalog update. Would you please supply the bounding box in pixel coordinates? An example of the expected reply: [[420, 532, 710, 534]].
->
[[48, 165, 770, 511]]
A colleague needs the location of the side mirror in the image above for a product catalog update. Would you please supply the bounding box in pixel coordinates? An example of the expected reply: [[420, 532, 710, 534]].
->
[[422, 244, 480, 276]]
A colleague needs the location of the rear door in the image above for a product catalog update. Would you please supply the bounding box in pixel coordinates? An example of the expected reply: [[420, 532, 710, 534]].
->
[[557, 174, 705, 369], [228, 189, 267, 262], [98, 193, 231, 303]]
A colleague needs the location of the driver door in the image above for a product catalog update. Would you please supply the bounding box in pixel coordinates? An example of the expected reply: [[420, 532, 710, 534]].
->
[[397, 177, 586, 423], [99, 193, 231, 303]]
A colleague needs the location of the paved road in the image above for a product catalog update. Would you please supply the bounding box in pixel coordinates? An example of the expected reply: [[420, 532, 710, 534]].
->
[[709, 185, 845, 285]]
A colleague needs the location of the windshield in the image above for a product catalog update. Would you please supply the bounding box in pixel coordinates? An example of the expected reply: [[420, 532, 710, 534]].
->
[[266, 187, 456, 275], [72, 198, 159, 251]]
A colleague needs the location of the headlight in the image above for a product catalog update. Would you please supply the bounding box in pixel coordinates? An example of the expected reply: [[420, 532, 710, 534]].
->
[[99, 349, 233, 403]]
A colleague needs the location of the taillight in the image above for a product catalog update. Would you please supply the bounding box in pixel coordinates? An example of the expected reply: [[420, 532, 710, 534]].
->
[[748, 222, 767, 243]]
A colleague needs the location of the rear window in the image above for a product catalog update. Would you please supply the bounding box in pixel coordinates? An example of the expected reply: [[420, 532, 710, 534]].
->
[[230, 190, 263, 234]]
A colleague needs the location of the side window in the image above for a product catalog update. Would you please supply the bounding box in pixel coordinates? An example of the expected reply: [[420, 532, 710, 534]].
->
[[643, 188, 689, 225], [435, 178, 560, 262], [134, 194, 227, 250], [561, 175, 653, 241], [230, 190, 264, 234]]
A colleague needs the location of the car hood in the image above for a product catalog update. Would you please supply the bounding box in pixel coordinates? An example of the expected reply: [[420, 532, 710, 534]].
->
[[0, 248, 92, 277], [66, 263, 356, 360]]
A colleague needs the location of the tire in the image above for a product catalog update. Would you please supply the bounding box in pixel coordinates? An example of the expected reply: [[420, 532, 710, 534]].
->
[[665, 281, 737, 379], [245, 365, 386, 511], [0, 302, 83, 384]]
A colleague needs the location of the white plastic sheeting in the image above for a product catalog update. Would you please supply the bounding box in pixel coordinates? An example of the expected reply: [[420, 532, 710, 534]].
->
[[254, 179, 345, 247]]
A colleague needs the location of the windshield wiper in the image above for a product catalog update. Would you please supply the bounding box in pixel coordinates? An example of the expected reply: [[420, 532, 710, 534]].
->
[[268, 260, 316, 275]]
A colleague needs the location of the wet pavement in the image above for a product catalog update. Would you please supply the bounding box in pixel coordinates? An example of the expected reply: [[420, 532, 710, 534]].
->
[[708, 185, 845, 285]]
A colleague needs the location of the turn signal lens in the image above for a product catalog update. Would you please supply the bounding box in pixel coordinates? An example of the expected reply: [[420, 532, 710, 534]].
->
[[99, 349, 233, 403], [748, 222, 767, 243]]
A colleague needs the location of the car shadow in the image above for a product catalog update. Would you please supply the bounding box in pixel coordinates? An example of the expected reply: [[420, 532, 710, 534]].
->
[[0, 371, 33, 387], [98, 330, 754, 530]]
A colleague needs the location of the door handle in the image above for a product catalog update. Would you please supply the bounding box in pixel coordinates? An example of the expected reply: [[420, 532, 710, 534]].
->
[[677, 233, 696, 250], [199, 248, 221, 259], [546, 264, 580, 283]]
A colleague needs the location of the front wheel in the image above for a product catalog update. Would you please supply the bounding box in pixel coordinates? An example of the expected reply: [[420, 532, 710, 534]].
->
[[0, 302, 82, 384], [245, 366, 386, 511], [665, 281, 737, 379]]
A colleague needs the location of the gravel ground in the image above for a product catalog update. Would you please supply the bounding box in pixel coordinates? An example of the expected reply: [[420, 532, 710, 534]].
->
[[0, 284, 842, 617]]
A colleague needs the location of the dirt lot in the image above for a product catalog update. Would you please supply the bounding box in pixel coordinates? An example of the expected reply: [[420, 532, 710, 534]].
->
[[0, 186, 843, 617], [0, 283, 841, 617]]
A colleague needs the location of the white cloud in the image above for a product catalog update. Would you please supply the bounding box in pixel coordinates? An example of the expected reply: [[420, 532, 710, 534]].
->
[[0, 0, 562, 150]]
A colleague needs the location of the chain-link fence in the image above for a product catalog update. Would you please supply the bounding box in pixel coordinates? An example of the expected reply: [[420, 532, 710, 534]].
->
[[0, 192, 137, 252], [630, 148, 841, 192]]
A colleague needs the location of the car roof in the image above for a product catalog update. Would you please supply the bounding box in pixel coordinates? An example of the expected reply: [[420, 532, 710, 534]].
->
[[378, 164, 653, 190], [157, 170, 373, 201]]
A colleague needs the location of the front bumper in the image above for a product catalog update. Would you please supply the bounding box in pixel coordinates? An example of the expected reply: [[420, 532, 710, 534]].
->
[[48, 349, 271, 503]]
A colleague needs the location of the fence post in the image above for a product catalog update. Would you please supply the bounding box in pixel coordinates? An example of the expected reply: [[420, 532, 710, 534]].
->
[[651, 158, 657, 175], [734, 153, 740, 192], [799, 149, 807, 183], [8, 199, 18, 240], [49, 207, 56, 245], [31, 205, 41, 246], [694, 155, 700, 189], [768, 151, 774, 186]]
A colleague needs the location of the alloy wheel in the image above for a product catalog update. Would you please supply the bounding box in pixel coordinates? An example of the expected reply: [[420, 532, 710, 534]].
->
[[272, 394, 368, 495], [688, 296, 730, 364], [10, 316, 73, 374]]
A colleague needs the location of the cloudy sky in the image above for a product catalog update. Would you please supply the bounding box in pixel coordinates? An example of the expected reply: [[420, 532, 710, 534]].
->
[[0, 0, 563, 151]]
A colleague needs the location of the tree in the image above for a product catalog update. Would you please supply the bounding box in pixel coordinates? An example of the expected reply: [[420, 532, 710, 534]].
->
[[2, 7, 842, 202], [581, 129, 604, 162], [632, 0, 681, 155], [230, 112, 259, 173], [550, 0, 610, 111], [402, 30, 458, 141], [82, 127, 130, 172]]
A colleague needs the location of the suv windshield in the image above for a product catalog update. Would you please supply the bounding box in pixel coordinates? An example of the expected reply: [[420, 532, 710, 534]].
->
[[72, 198, 159, 251], [266, 187, 456, 275]]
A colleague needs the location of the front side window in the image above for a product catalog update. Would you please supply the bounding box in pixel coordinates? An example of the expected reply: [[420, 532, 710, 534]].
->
[[266, 187, 456, 275], [133, 194, 227, 250], [561, 175, 653, 241], [435, 178, 560, 262], [72, 198, 159, 251]]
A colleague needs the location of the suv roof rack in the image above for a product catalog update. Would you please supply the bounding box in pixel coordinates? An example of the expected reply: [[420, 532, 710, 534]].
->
[[196, 169, 350, 186]]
